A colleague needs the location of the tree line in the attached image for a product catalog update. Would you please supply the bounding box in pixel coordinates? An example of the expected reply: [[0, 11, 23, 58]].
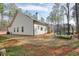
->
[[47, 3, 76, 35]]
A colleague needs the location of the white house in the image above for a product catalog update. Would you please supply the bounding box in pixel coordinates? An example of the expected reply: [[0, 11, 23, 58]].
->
[[8, 12, 49, 35]]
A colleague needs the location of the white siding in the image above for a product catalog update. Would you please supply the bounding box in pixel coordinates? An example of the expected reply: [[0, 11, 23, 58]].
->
[[8, 13, 33, 35], [34, 24, 47, 35]]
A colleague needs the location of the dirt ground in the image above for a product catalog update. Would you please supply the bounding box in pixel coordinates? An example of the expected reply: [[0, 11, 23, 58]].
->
[[0, 33, 54, 48], [2, 38, 79, 56], [0, 31, 6, 35], [1, 33, 79, 55], [0, 33, 79, 48]]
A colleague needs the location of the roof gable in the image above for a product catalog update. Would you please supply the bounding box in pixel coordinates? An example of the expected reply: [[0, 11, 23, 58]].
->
[[8, 12, 48, 27]]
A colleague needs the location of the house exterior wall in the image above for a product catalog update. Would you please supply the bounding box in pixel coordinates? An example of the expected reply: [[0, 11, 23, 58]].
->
[[34, 24, 47, 35], [8, 13, 34, 35]]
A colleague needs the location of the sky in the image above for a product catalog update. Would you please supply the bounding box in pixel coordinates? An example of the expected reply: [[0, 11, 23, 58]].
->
[[15, 3, 75, 25], [0, 3, 75, 25], [16, 3, 53, 20], [0, 3, 53, 22]]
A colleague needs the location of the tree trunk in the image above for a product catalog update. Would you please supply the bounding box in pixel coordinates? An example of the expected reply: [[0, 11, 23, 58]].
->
[[57, 20, 60, 35], [62, 18, 65, 35], [67, 3, 70, 35], [54, 21, 56, 35], [75, 3, 79, 38]]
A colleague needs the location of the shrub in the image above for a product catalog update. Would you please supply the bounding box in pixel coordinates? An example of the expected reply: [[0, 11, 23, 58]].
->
[[56, 35, 72, 39]]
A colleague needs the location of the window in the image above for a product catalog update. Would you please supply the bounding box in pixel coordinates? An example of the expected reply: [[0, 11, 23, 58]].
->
[[17, 27, 19, 32], [14, 28, 15, 32], [22, 26, 24, 32], [41, 27, 43, 31]]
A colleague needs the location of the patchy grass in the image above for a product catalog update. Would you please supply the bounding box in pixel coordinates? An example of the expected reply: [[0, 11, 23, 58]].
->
[[5, 39, 79, 56], [0, 34, 16, 43], [6, 44, 73, 56], [5, 37, 79, 56], [70, 41, 79, 48], [6, 46, 27, 56], [0, 35, 9, 43], [1, 34, 79, 56], [6, 44, 50, 56]]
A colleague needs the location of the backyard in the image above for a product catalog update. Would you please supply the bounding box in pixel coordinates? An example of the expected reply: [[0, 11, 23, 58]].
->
[[0, 3, 79, 56], [0, 33, 79, 56]]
